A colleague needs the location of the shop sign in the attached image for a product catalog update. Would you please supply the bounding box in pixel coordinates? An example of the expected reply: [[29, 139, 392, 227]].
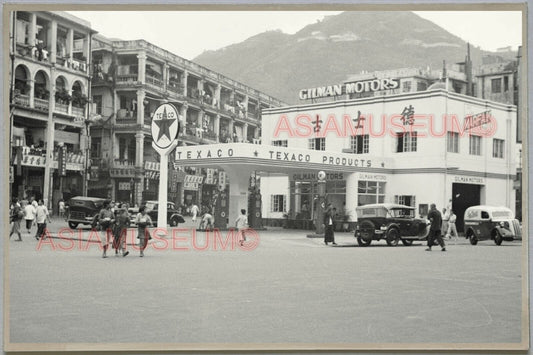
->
[[453, 176, 485, 185], [110, 168, 135, 178], [145, 171, 160, 180], [205, 168, 216, 184], [175, 144, 379, 169], [184, 182, 200, 191], [185, 175, 204, 184], [358, 173, 387, 181], [118, 182, 131, 190], [299, 78, 399, 100], [144, 161, 160, 171], [9, 166, 14, 183], [464, 110, 491, 131], [218, 171, 227, 191], [20, 147, 84, 171], [292, 172, 344, 181]]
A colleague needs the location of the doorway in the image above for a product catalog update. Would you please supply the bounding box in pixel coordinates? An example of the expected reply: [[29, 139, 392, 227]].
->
[[452, 183, 481, 232]]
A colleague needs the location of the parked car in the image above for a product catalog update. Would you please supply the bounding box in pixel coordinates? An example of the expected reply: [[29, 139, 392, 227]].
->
[[354, 203, 428, 246], [66, 196, 108, 229], [130, 201, 185, 227], [464, 205, 522, 245]]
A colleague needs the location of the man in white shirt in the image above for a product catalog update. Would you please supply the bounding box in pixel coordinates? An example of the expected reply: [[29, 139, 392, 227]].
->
[[190, 204, 199, 222], [35, 199, 51, 240], [24, 201, 36, 234]]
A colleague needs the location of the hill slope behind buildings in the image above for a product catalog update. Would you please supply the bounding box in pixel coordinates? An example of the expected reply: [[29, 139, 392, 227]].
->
[[194, 11, 504, 104]]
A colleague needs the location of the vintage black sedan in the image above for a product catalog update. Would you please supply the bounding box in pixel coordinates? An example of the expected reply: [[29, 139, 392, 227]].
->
[[355, 203, 428, 246]]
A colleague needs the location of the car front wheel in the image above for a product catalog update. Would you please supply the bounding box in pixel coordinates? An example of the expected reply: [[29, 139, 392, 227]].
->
[[469, 233, 478, 245], [357, 235, 372, 247], [170, 217, 179, 227], [68, 222, 78, 229], [386, 228, 399, 246]]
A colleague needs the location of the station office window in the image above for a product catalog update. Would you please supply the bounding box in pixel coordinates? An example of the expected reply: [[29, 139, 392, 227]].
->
[[469, 135, 482, 156], [395, 195, 416, 207], [493, 138, 504, 158], [271, 195, 286, 212], [358, 180, 385, 206], [447, 131, 459, 153], [272, 140, 288, 147], [308, 137, 326, 151], [491, 78, 502, 93], [350, 134, 369, 154], [396, 132, 417, 152]]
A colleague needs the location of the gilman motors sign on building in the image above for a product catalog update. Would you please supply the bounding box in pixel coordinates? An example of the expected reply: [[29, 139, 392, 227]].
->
[[299, 78, 399, 100]]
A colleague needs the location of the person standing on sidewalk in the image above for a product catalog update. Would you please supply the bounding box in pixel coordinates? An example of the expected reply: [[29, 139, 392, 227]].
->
[[323, 203, 337, 246], [426, 203, 446, 252], [191, 204, 199, 223], [24, 200, 36, 235], [445, 210, 459, 243], [10, 200, 24, 241], [442, 208, 449, 239], [136, 206, 152, 257], [34, 200, 51, 240], [235, 209, 248, 246]]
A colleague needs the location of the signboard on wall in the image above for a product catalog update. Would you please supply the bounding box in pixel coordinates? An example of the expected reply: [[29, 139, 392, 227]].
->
[[358, 173, 387, 181], [453, 176, 485, 185]]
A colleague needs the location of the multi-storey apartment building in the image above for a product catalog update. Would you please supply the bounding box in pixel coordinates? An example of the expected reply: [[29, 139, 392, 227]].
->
[[9, 11, 94, 211], [87, 35, 285, 207]]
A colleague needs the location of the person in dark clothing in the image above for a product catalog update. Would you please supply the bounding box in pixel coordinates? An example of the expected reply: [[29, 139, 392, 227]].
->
[[426, 203, 446, 252], [323, 203, 337, 246]]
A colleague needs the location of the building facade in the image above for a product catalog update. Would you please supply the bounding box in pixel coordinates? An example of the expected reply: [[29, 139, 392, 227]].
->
[[9, 11, 94, 211], [260, 89, 518, 231], [87, 36, 285, 207]]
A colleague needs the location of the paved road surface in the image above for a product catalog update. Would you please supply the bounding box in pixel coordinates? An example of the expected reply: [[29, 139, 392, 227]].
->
[[7, 217, 524, 347]]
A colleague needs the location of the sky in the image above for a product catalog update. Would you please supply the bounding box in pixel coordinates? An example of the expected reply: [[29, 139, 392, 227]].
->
[[67, 10, 523, 60]]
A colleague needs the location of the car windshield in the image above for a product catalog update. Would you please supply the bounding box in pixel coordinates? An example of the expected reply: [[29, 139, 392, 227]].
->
[[388, 208, 415, 218]]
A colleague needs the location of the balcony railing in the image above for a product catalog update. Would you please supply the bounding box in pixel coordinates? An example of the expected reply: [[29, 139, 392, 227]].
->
[[72, 106, 85, 117], [202, 130, 218, 141], [116, 74, 139, 84], [55, 102, 69, 114], [13, 94, 30, 107], [116, 109, 137, 121], [113, 159, 136, 167], [146, 75, 163, 88], [34, 98, 49, 112], [167, 83, 184, 95]]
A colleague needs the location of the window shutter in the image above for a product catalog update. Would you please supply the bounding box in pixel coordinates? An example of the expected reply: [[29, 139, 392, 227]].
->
[[270, 195, 274, 212]]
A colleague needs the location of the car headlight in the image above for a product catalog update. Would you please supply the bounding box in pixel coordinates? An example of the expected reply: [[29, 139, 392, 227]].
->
[[499, 221, 510, 228], [380, 226, 388, 231]]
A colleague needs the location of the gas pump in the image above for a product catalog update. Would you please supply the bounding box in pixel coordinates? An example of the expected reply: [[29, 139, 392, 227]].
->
[[247, 171, 263, 229], [214, 188, 229, 229], [214, 171, 229, 229]]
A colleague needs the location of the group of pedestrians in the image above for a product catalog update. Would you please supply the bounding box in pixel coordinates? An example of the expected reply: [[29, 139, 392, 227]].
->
[[9, 198, 51, 241], [98, 201, 153, 258]]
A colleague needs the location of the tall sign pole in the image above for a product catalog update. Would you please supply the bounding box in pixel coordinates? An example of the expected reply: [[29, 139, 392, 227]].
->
[[151, 103, 179, 228]]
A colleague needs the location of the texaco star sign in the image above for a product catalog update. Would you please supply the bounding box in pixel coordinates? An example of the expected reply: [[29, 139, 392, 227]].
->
[[151, 103, 179, 149]]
